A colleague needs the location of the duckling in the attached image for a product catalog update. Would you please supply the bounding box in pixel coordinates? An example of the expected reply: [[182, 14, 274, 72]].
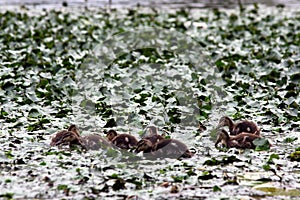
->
[[106, 129, 138, 150], [218, 116, 260, 136], [50, 124, 80, 146], [135, 126, 164, 153], [215, 129, 261, 149], [142, 126, 164, 145], [135, 139, 153, 153], [152, 139, 194, 159], [51, 131, 84, 148], [51, 125, 111, 150]]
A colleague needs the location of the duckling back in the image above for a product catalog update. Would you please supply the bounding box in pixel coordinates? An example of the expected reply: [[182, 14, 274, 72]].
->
[[152, 139, 193, 159], [50, 130, 68, 146], [232, 121, 260, 135], [111, 134, 138, 150]]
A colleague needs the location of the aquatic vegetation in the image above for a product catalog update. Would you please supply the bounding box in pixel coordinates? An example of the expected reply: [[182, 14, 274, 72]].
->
[[0, 4, 299, 199]]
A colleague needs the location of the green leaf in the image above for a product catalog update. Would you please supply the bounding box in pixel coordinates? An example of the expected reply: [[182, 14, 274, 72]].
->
[[289, 151, 300, 162], [198, 171, 214, 180], [267, 154, 279, 164], [5, 151, 14, 159], [212, 185, 222, 192], [40, 161, 47, 166], [0, 193, 14, 199], [254, 138, 271, 151], [57, 184, 68, 190], [283, 137, 297, 143]]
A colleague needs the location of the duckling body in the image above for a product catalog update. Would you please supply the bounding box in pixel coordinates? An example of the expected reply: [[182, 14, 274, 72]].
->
[[218, 116, 260, 135], [50, 130, 68, 146], [106, 130, 138, 150], [136, 126, 193, 158], [215, 129, 261, 149], [152, 139, 193, 158]]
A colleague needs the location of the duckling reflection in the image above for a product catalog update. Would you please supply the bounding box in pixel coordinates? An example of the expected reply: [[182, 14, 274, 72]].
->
[[217, 116, 260, 135]]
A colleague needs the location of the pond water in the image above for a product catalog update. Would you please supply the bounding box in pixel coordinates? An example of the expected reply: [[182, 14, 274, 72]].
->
[[0, 0, 300, 8]]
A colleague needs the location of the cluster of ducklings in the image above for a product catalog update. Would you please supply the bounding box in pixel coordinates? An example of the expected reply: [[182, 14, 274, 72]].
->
[[215, 116, 262, 149], [50, 125, 193, 159], [50, 116, 264, 156]]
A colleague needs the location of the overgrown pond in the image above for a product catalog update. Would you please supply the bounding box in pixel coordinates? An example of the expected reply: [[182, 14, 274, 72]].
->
[[0, 4, 299, 199]]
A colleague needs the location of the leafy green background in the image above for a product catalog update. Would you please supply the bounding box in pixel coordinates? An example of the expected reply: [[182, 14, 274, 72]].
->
[[0, 4, 299, 199]]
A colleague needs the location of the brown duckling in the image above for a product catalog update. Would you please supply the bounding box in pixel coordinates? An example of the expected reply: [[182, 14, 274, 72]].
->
[[135, 138, 153, 153], [136, 126, 194, 158], [142, 126, 164, 145], [106, 129, 138, 150], [135, 126, 164, 153], [215, 129, 261, 149], [51, 130, 84, 148], [51, 125, 111, 150], [218, 116, 260, 136], [50, 124, 80, 146]]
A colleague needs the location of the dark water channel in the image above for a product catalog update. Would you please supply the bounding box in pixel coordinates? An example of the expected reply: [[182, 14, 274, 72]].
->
[[0, 0, 300, 9]]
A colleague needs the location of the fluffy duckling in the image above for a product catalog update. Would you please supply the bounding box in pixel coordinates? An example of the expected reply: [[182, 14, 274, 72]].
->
[[136, 138, 193, 159], [143, 126, 164, 144], [217, 116, 260, 136], [106, 129, 138, 150], [51, 125, 111, 150], [135, 139, 153, 153], [51, 130, 84, 148], [215, 129, 261, 149], [136, 125, 193, 159], [135, 126, 164, 153], [50, 124, 80, 146]]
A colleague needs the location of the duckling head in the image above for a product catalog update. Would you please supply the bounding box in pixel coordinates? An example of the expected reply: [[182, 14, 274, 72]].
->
[[68, 124, 80, 136], [217, 116, 233, 128], [215, 129, 230, 148], [106, 129, 118, 141], [135, 139, 153, 153]]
